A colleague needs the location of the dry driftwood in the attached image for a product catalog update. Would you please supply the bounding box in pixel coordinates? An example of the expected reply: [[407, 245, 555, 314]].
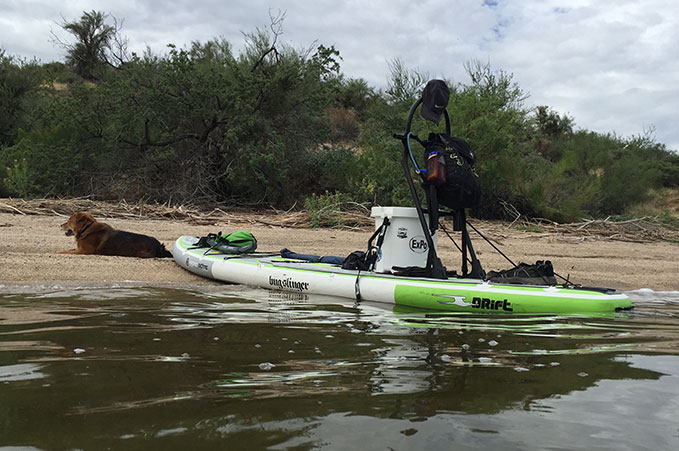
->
[[0, 198, 371, 230], [510, 216, 679, 243], [1, 198, 677, 242]]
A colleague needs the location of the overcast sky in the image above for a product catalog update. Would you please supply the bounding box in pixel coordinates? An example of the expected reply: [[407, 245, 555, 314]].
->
[[2, 0, 677, 150]]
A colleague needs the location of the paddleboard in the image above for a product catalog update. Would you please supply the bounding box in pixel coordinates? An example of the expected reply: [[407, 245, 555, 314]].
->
[[173, 235, 632, 314]]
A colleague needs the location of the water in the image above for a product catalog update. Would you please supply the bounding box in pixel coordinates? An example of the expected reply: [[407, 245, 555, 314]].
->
[[1, 284, 678, 450]]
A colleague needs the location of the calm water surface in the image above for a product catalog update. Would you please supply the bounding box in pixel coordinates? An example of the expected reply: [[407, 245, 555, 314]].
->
[[1, 284, 678, 450]]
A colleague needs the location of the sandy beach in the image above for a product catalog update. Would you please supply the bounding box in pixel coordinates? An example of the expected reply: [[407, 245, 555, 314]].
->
[[0, 205, 677, 291]]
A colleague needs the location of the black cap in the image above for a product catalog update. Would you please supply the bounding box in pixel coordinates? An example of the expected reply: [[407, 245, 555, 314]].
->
[[421, 79, 450, 125]]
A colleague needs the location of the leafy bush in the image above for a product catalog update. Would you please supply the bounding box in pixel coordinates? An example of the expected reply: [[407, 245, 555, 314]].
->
[[1, 12, 678, 222], [1, 124, 84, 197], [596, 151, 659, 215], [304, 191, 367, 228], [0, 51, 44, 147], [3, 158, 38, 197]]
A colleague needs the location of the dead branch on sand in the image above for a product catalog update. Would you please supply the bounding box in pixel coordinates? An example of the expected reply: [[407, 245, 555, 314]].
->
[[1, 198, 677, 242]]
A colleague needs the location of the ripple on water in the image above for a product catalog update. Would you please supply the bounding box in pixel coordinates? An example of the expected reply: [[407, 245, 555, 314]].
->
[[1, 285, 678, 448]]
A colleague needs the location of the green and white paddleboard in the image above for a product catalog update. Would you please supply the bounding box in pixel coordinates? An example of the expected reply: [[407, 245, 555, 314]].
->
[[173, 235, 632, 314]]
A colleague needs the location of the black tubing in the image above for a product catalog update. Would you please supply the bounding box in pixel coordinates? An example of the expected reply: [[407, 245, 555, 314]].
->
[[399, 98, 446, 279]]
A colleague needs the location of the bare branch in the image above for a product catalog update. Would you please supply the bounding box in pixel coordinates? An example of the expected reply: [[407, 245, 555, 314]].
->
[[250, 9, 286, 72]]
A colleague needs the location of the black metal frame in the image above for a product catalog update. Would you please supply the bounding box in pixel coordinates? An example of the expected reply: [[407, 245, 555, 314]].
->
[[393, 97, 484, 279]]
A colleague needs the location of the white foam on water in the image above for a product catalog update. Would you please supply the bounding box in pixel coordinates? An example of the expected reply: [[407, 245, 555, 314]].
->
[[0, 363, 47, 382], [626, 289, 679, 304]]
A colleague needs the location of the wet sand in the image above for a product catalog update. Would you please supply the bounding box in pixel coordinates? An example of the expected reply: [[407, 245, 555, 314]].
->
[[0, 212, 677, 291]]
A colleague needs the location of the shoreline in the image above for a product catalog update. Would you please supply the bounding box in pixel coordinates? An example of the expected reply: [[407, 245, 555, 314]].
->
[[1, 210, 677, 292]]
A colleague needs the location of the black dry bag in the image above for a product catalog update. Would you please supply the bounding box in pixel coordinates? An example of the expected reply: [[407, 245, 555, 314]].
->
[[424, 133, 481, 210]]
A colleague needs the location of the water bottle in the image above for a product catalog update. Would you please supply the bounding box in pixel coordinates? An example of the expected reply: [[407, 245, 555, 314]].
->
[[426, 151, 446, 186]]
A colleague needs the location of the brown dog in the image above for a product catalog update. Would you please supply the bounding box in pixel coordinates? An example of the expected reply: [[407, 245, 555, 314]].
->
[[59, 212, 172, 258]]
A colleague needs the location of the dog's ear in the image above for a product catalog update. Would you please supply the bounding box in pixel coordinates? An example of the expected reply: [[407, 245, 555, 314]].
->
[[74, 212, 95, 231], [62, 211, 77, 228]]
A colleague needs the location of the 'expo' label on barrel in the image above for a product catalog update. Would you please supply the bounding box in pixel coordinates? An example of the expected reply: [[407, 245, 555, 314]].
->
[[409, 236, 428, 253]]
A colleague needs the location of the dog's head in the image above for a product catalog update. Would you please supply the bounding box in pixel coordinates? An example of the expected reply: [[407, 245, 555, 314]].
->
[[61, 212, 96, 237]]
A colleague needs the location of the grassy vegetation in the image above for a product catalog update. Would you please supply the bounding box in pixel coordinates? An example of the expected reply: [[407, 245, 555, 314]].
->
[[1, 12, 677, 225]]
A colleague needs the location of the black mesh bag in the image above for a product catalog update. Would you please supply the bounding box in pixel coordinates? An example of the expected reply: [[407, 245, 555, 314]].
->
[[424, 133, 481, 210]]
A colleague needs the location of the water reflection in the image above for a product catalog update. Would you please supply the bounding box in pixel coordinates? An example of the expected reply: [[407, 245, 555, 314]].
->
[[0, 363, 47, 382], [0, 285, 678, 449]]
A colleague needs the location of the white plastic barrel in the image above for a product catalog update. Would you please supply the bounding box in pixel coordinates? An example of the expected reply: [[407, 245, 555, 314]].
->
[[370, 206, 438, 273]]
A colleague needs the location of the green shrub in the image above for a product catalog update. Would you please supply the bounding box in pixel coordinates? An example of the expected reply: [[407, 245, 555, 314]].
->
[[3, 158, 38, 197], [0, 125, 83, 197], [304, 191, 364, 228], [596, 151, 659, 215], [3, 19, 678, 223]]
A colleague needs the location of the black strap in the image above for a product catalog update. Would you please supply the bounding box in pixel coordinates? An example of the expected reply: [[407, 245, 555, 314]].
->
[[353, 217, 391, 302], [367, 217, 389, 248], [367, 217, 390, 272], [354, 269, 362, 302], [426, 183, 439, 234]]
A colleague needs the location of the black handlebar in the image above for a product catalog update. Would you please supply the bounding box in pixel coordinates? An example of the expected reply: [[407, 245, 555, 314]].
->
[[403, 97, 451, 137]]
